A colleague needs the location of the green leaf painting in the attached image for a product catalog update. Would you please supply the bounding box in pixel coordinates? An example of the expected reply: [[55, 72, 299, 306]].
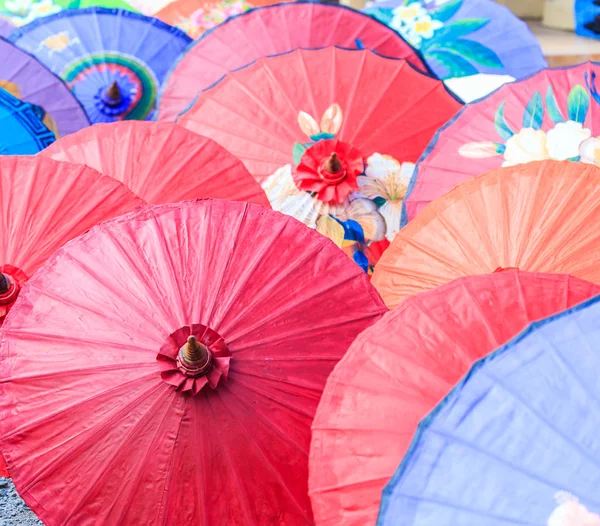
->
[[567, 85, 590, 124], [428, 38, 502, 69], [431, 0, 462, 23], [425, 49, 478, 79], [421, 19, 490, 49], [292, 143, 308, 167], [546, 85, 565, 124], [494, 102, 514, 141], [522, 92, 544, 129]]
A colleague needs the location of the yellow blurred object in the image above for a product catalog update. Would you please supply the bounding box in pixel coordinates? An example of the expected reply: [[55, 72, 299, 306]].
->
[[495, 0, 543, 19], [542, 0, 575, 30], [339, 0, 366, 8]]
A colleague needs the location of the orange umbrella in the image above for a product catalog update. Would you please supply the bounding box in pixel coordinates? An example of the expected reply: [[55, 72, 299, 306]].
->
[[156, 0, 283, 38], [372, 160, 600, 308]]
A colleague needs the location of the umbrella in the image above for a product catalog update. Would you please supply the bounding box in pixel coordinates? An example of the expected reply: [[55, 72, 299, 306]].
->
[[377, 293, 600, 525], [0, 199, 386, 525], [157, 1, 430, 122], [8, 7, 191, 123], [372, 160, 600, 309], [309, 270, 600, 526], [0, 16, 13, 35], [0, 37, 89, 137], [405, 62, 600, 224], [0, 86, 54, 153], [41, 121, 271, 206], [177, 47, 462, 273], [155, 0, 269, 39], [0, 155, 144, 477], [362, 0, 545, 99]]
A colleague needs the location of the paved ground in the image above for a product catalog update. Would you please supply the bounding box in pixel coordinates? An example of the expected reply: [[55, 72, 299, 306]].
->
[[0, 479, 42, 525]]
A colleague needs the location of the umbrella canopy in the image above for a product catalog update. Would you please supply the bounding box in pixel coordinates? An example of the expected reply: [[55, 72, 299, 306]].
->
[[309, 270, 600, 526], [362, 0, 545, 97], [0, 199, 386, 525], [41, 121, 271, 206], [377, 293, 600, 525], [0, 155, 143, 477], [8, 7, 191, 123], [405, 62, 600, 224], [157, 2, 430, 122], [0, 37, 89, 137], [0, 86, 54, 153], [178, 48, 462, 273], [0, 16, 13, 35], [372, 160, 600, 309], [156, 0, 277, 39]]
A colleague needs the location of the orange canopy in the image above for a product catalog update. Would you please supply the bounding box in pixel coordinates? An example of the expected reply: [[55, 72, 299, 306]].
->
[[372, 160, 600, 308]]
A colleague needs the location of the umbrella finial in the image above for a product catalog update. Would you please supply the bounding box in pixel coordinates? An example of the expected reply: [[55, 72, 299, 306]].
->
[[106, 81, 121, 102], [179, 335, 212, 374], [0, 273, 8, 295], [324, 153, 342, 174]]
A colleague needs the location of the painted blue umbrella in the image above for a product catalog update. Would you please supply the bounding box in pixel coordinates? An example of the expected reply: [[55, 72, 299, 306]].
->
[[8, 7, 191, 123], [0, 86, 55, 153], [362, 0, 546, 101], [378, 294, 600, 526]]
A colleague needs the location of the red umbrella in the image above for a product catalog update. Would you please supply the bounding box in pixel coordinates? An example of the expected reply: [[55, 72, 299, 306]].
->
[[41, 121, 270, 206], [158, 1, 428, 121], [178, 48, 461, 272], [309, 270, 600, 526], [0, 155, 144, 478], [0, 199, 387, 524]]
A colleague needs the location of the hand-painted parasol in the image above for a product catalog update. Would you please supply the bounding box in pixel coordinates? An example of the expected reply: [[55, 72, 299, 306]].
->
[[8, 7, 191, 123], [0, 155, 143, 477], [362, 0, 545, 100], [378, 293, 600, 525], [0, 16, 13, 34], [156, 0, 280, 39], [0, 86, 54, 153], [405, 62, 600, 224], [0, 199, 386, 524], [41, 121, 270, 206], [157, 1, 430, 121], [372, 160, 600, 309], [178, 48, 461, 273], [0, 37, 89, 137], [310, 270, 600, 526]]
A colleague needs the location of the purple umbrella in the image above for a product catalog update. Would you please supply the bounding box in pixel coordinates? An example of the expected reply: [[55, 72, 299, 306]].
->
[[0, 17, 13, 37], [0, 37, 89, 137]]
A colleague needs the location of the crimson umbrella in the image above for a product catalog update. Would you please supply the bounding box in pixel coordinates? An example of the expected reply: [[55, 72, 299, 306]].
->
[[309, 270, 600, 526], [0, 199, 386, 524], [178, 47, 461, 273], [157, 1, 429, 121], [41, 121, 270, 206], [0, 155, 144, 478]]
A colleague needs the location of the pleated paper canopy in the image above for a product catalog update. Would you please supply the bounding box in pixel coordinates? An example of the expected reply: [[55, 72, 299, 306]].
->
[[362, 0, 545, 87], [41, 121, 270, 206], [372, 160, 600, 309], [8, 7, 191, 123], [0, 199, 387, 525], [378, 294, 600, 525], [404, 62, 600, 224], [0, 37, 89, 138], [157, 2, 429, 121], [0, 87, 55, 154], [178, 48, 461, 273], [309, 270, 600, 526], [0, 155, 144, 478]]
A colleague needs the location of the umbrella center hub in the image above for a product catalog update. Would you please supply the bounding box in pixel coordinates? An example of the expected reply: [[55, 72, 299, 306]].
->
[[0, 265, 28, 323], [177, 336, 213, 377], [318, 153, 347, 183], [95, 80, 133, 117]]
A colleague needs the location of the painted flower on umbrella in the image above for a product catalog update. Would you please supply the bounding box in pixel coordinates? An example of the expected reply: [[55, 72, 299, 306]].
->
[[178, 0, 251, 37], [262, 103, 411, 273], [3, 0, 60, 25], [460, 82, 600, 167]]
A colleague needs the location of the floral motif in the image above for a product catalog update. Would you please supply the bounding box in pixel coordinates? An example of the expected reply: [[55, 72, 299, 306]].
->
[[547, 492, 600, 526], [262, 104, 413, 273], [175, 0, 251, 38], [37, 31, 81, 55], [459, 81, 600, 167], [364, 0, 502, 79], [3, 0, 60, 25]]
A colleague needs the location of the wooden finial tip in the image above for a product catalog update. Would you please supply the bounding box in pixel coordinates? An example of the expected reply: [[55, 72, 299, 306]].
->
[[107, 81, 121, 100], [324, 153, 342, 174], [181, 335, 209, 365]]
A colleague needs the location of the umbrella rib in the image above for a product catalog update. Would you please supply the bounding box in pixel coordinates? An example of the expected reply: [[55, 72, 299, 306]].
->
[[217, 386, 313, 524]]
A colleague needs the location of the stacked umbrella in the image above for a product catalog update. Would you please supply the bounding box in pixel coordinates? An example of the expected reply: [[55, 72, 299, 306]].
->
[[0, 0, 599, 525]]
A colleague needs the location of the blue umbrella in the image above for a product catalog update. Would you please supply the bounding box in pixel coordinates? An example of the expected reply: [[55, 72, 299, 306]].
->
[[0, 86, 54, 154], [362, 0, 546, 85], [378, 294, 600, 525], [8, 7, 191, 123]]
